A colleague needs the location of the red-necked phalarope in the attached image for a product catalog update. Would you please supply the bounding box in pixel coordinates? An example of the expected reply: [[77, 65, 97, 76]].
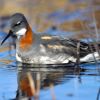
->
[[1, 13, 100, 64]]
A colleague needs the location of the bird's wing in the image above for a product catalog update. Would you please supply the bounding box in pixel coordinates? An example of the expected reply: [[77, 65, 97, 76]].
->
[[41, 35, 90, 58]]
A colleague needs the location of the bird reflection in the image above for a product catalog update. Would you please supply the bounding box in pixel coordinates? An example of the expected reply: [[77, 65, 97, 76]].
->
[[15, 63, 85, 100]]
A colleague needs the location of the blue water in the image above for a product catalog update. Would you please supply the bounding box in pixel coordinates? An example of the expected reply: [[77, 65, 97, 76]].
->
[[0, 62, 100, 100], [0, 67, 17, 100]]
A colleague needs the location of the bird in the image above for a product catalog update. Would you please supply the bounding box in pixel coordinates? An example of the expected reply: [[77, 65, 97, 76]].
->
[[1, 13, 100, 64]]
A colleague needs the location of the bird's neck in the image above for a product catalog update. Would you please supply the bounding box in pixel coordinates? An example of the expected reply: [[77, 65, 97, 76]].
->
[[19, 26, 34, 50]]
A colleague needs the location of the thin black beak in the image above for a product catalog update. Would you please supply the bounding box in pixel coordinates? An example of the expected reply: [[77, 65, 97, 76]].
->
[[1, 30, 13, 45]]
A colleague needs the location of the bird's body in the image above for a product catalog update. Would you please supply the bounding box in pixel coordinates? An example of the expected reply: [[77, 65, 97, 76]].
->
[[15, 34, 93, 64], [1, 13, 100, 64]]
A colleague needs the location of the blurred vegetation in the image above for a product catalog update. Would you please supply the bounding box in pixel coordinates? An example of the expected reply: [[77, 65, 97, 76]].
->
[[0, 0, 100, 39]]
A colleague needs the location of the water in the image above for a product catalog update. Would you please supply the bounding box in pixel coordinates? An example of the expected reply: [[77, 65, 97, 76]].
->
[[0, 36, 100, 100], [0, 62, 100, 100]]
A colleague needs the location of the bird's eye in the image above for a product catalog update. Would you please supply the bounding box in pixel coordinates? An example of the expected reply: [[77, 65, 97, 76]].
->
[[14, 21, 22, 27]]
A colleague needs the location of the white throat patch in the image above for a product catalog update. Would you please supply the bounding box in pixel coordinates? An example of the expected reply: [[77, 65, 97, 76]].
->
[[16, 28, 27, 36]]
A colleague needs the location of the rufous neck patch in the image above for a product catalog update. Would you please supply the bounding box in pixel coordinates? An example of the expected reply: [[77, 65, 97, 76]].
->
[[19, 26, 34, 50]]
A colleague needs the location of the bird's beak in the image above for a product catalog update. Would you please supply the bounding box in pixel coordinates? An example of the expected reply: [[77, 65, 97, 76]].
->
[[1, 30, 13, 45]]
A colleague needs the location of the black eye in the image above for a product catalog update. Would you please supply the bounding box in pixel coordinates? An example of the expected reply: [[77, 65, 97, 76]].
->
[[14, 21, 22, 27]]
